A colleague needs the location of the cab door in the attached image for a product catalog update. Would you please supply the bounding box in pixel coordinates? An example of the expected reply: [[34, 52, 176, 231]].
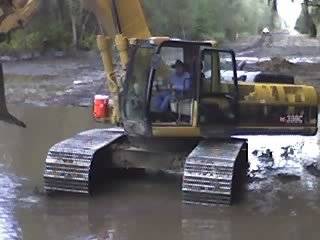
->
[[121, 44, 154, 137], [199, 49, 239, 136]]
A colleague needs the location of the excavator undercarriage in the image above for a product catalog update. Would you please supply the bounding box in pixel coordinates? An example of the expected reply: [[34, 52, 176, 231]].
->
[[44, 128, 249, 206]]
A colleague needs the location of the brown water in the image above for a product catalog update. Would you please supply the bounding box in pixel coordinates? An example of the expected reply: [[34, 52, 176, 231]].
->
[[0, 105, 320, 240]]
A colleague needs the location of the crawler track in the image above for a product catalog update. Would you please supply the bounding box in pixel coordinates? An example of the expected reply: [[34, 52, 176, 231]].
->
[[182, 139, 248, 205], [44, 128, 124, 194]]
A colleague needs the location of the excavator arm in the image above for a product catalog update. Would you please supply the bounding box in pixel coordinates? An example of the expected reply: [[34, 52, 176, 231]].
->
[[0, 0, 39, 127], [0, 0, 40, 34], [85, 0, 150, 39], [85, 0, 151, 124], [0, 0, 148, 127]]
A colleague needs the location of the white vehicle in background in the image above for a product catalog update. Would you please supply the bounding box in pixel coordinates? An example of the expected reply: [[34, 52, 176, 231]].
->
[[204, 57, 294, 84]]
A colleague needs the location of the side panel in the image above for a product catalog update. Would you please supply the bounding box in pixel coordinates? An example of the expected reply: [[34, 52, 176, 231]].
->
[[199, 82, 318, 137], [236, 83, 318, 135]]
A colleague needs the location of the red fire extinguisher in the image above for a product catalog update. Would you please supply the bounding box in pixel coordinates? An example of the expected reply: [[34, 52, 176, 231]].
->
[[93, 95, 109, 121]]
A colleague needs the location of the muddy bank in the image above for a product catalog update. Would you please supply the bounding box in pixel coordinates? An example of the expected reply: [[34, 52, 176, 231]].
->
[[224, 31, 320, 58], [4, 55, 320, 107], [2, 32, 320, 107], [224, 32, 320, 94], [3, 52, 108, 107], [243, 58, 320, 93]]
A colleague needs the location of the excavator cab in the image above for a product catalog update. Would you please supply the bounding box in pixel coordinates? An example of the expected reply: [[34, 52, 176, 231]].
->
[[122, 39, 241, 137], [122, 39, 318, 138]]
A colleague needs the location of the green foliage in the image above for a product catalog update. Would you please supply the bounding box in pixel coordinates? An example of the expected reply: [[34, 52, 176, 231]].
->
[[25, 32, 43, 50], [143, 0, 271, 40], [80, 34, 97, 50], [0, 22, 72, 53], [42, 24, 72, 50], [0, 30, 41, 52], [0, 0, 273, 53], [0, 0, 90, 53]]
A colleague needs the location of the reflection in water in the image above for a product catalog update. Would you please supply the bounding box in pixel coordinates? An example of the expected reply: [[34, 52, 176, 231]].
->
[[182, 217, 231, 240], [0, 169, 22, 239], [0, 106, 319, 240]]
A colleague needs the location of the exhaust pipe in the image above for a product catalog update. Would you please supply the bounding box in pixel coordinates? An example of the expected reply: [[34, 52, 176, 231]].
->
[[0, 63, 26, 128]]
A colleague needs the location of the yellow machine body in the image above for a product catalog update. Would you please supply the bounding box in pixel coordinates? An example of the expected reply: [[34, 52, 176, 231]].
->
[[152, 83, 318, 137], [117, 38, 317, 138], [0, 0, 39, 33], [86, 0, 151, 39], [86, 1, 317, 137]]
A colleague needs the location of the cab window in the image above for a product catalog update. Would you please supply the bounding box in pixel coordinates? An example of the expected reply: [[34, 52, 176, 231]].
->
[[150, 44, 196, 126]]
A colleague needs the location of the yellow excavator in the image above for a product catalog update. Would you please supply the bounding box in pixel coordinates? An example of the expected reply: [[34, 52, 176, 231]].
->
[[0, 0, 318, 205]]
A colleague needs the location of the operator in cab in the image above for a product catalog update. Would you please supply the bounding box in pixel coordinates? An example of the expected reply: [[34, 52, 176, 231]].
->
[[170, 60, 191, 92], [153, 60, 191, 112]]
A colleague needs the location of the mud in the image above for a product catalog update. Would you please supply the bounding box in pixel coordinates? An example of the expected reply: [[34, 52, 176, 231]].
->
[[226, 31, 320, 93], [3, 53, 108, 107], [256, 57, 295, 72], [0, 105, 319, 239]]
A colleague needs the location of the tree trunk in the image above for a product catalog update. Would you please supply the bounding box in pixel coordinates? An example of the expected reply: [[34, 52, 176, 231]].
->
[[56, 0, 65, 23], [79, 12, 90, 44], [270, 0, 278, 30], [303, 0, 317, 37], [71, 14, 78, 47]]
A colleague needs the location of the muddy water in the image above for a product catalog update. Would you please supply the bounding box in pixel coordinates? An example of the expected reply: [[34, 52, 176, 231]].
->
[[0, 105, 320, 240]]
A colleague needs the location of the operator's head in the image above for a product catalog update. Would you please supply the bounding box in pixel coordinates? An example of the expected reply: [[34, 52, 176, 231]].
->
[[172, 60, 185, 76]]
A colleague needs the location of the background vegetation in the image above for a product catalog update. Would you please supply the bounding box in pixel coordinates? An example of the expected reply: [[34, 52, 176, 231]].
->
[[0, 0, 319, 53], [143, 0, 271, 40]]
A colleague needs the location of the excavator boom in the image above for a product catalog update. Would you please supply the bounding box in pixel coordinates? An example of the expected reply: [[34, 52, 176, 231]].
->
[[0, 0, 148, 127], [0, 0, 39, 127], [0, 0, 40, 34], [85, 0, 151, 124], [85, 0, 151, 38]]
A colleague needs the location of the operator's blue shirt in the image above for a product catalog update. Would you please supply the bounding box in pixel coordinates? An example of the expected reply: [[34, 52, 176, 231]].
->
[[151, 71, 191, 112], [170, 72, 191, 91]]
